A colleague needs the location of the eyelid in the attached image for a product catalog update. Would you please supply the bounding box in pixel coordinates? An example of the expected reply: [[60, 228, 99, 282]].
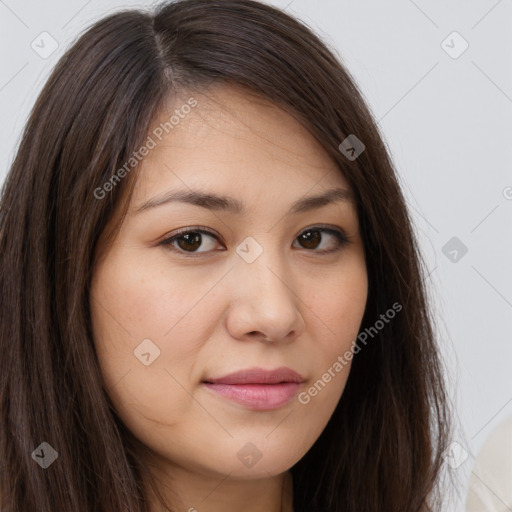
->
[[164, 225, 218, 240]]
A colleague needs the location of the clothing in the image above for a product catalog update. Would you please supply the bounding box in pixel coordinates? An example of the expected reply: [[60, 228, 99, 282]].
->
[[465, 413, 512, 511]]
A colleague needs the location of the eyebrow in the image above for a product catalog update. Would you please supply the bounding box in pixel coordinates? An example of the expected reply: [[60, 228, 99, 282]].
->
[[135, 186, 354, 216]]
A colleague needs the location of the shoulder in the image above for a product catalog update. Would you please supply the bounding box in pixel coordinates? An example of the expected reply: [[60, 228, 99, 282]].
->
[[465, 414, 512, 511]]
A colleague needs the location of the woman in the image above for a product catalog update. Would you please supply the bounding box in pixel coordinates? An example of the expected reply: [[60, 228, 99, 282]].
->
[[0, 0, 453, 510]]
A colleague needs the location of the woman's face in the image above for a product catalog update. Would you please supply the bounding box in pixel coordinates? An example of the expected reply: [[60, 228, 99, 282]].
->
[[90, 84, 368, 485]]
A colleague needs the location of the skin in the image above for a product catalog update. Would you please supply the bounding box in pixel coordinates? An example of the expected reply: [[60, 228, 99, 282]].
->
[[90, 83, 368, 512]]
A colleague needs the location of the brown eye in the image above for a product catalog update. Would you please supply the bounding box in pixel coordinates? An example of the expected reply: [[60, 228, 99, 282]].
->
[[298, 229, 322, 249], [176, 232, 202, 252], [294, 227, 350, 253], [160, 228, 222, 254], [160, 226, 350, 257]]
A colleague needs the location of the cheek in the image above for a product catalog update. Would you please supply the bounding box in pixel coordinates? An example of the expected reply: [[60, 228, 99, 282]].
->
[[90, 247, 225, 353], [297, 257, 367, 415], [89, 249, 224, 414], [306, 256, 368, 353], [89, 256, 224, 450]]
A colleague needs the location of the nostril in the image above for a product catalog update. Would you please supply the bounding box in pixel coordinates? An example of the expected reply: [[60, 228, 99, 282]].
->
[[248, 331, 271, 342]]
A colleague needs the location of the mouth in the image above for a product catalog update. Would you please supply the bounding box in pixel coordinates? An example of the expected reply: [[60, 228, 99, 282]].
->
[[201, 366, 305, 411]]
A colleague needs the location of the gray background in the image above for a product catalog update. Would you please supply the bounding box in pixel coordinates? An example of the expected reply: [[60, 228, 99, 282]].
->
[[1, 1, 511, 510]]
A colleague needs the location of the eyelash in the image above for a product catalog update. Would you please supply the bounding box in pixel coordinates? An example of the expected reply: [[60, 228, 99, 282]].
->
[[159, 225, 351, 257]]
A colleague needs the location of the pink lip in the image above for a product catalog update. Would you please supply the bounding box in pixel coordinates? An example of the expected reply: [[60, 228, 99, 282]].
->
[[202, 367, 304, 410]]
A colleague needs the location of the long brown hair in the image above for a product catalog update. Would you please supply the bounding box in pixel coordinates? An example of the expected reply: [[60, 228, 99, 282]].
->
[[0, 1, 453, 510]]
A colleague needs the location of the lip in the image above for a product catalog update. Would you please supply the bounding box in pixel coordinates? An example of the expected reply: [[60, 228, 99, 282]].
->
[[202, 367, 305, 410], [204, 367, 305, 385]]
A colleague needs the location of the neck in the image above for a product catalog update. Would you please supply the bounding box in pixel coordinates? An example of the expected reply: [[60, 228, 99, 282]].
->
[[144, 463, 295, 512]]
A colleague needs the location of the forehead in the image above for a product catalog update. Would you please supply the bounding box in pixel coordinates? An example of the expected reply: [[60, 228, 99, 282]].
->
[[132, 83, 350, 197]]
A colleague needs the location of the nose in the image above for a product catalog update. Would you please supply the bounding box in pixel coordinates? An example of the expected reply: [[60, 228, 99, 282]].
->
[[224, 245, 305, 344]]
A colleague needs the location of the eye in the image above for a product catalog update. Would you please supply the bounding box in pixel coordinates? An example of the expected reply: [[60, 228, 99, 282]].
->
[[159, 225, 351, 256], [293, 226, 351, 253], [160, 227, 222, 254]]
